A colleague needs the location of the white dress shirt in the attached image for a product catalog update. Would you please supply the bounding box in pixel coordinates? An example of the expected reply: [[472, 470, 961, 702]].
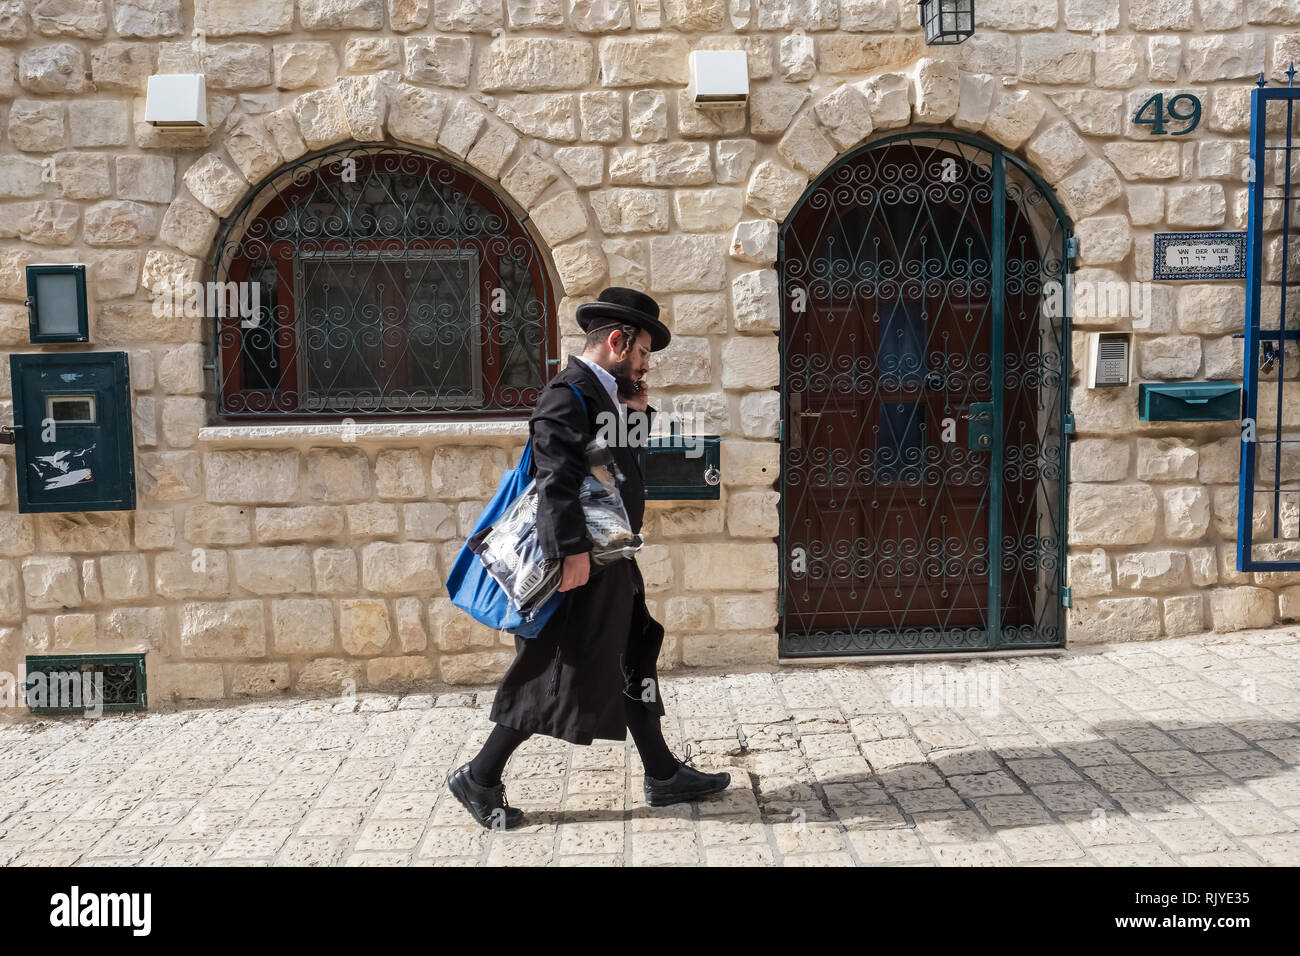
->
[[575, 354, 623, 422]]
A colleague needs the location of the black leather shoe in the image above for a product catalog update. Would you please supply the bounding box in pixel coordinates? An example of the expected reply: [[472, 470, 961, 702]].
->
[[447, 763, 526, 830], [643, 744, 731, 807]]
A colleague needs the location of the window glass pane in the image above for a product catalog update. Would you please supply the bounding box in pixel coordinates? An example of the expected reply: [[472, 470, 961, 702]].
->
[[34, 273, 81, 336]]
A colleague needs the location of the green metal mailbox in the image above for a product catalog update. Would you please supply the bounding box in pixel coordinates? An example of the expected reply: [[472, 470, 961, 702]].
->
[[638, 435, 722, 500], [9, 351, 136, 513], [1138, 381, 1241, 422]]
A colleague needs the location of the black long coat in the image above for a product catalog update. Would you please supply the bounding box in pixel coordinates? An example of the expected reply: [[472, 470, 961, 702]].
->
[[488, 355, 667, 745]]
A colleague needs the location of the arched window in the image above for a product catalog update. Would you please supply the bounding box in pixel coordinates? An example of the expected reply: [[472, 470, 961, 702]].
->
[[211, 145, 557, 419]]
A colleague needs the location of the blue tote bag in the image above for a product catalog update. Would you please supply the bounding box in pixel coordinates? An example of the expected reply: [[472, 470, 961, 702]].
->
[[445, 383, 587, 638]]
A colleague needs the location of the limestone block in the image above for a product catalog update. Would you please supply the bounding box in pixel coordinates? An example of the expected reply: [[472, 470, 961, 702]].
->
[[494, 93, 576, 142], [1067, 550, 1112, 597], [261, 108, 308, 161], [36, 513, 131, 552], [859, 72, 911, 130], [402, 35, 470, 88], [194, 0, 293, 34], [983, 89, 1046, 149], [553, 239, 607, 294], [361, 541, 440, 594], [720, 439, 779, 486], [672, 292, 728, 334], [346, 37, 400, 72], [730, 218, 778, 265], [401, 502, 460, 540], [466, 123, 521, 180], [1208, 586, 1274, 632], [394, 596, 426, 653], [1176, 285, 1245, 336], [182, 155, 244, 217], [590, 188, 668, 234], [1049, 90, 1124, 136], [204, 42, 272, 91], [725, 490, 779, 537], [1148, 36, 1181, 81], [779, 31, 815, 82], [1069, 438, 1130, 482], [951, 72, 997, 132], [749, 84, 808, 138], [478, 37, 592, 92], [434, 0, 504, 29], [1095, 37, 1143, 88], [233, 546, 312, 595], [603, 237, 648, 289], [254, 506, 344, 543], [90, 42, 155, 92], [84, 200, 156, 246], [731, 268, 778, 332], [744, 160, 807, 220], [138, 451, 202, 501], [818, 35, 919, 74], [1139, 335, 1201, 379], [185, 505, 251, 546], [0, 516, 36, 558], [22, 556, 80, 610], [532, 191, 590, 245], [340, 598, 392, 655], [299, 0, 384, 28], [597, 35, 689, 86], [912, 58, 961, 125], [274, 42, 338, 90], [716, 139, 757, 184], [609, 143, 711, 186], [553, 146, 604, 188], [651, 336, 710, 386], [665, 595, 711, 631], [440, 650, 515, 683], [656, 504, 725, 536], [292, 88, 351, 151], [580, 90, 623, 143], [682, 543, 777, 591], [314, 548, 358, 593], [813, 84, 873, 152], [676, 93, 745, 139], [650, 234, 726, 292], [345, 502, 399, 537], [386, 83, 448, 148], [1102, 142, 1181, 181], [205, 450, 300, 504], [1186, 35, 1266, 81], [673, 187, 742, 232], [776, 114, 836, 177], [1067, 596, 1162, 643], [8, 99, 65, 152], [301, 449, 371, 504], [1058, 158, 1124, 220], [1203, 336, 1242, 380], [116, 155, 174, 203], [107, 0, 179, 36], [438, 98, 487, 157], [1067, 484, 1159, 546], [98, 553, 149, 602], [1163, 485, 1211, 541], [1075, 215, 1132, 265], [337, 74, 387, 142], [1115, 550, 1190, 591], [102, 606, 167, 646], [739, 390, 778, 438], [629, 90, 667, 143], [19, 43, 89, 94], [429, 446, 508, 498], [181, 600, 266, 657], [1166, 184, 1227, 227], [48, 152, 108, 199], [1138, 434, 1196, 481], [156, 341, 204, 394]]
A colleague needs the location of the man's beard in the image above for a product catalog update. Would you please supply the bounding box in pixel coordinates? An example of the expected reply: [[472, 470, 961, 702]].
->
[[611, 355, 641, 398]]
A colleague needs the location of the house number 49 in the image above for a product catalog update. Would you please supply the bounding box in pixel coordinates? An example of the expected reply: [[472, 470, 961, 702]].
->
[[1133, 93, 1202, 136]]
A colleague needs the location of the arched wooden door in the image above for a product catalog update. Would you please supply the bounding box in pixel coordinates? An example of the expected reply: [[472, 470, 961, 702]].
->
[[778, 134, 1071, 656]]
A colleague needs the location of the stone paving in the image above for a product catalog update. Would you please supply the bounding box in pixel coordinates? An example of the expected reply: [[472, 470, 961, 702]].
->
[[2, 626, 1300, 866]]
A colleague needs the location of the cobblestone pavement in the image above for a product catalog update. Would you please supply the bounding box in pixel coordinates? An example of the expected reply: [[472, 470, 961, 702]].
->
[[3, 627, 1300, 867]]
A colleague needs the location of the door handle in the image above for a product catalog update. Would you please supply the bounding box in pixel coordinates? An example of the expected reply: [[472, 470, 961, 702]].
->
[[960, 410, 991, 423]]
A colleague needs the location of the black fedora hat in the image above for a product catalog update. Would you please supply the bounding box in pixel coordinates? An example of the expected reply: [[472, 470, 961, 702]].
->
[[575, 287, 672, 352]]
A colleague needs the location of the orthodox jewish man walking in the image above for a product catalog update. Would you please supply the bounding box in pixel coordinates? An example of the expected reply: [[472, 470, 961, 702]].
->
[[447, 287, 731, 829]]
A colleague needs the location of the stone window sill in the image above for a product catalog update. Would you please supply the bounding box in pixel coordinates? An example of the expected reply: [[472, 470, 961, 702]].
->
[[197, 420, 530, 445]]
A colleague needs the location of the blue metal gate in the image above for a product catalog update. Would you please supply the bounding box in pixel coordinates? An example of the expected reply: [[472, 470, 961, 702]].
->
[[1239, 76, 1300, 570]]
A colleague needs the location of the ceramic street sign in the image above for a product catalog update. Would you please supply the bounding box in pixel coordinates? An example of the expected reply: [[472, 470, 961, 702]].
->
[[1153, 231, 1247, 280]]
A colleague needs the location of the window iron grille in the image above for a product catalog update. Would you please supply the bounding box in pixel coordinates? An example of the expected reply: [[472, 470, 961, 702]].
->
[[24, 653, 146, 714], [211, 145, 557, 420]]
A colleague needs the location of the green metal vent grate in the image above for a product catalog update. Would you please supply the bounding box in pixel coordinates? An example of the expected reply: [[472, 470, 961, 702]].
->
[[24, 653, 146, 715]]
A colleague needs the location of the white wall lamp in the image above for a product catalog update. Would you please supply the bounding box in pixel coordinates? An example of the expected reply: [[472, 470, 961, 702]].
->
[[687, 50, 749, 108], [144, 74, 207, 128]]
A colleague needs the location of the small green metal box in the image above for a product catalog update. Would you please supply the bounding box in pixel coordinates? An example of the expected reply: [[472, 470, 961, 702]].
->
[[1138, 381, 1240, 422]]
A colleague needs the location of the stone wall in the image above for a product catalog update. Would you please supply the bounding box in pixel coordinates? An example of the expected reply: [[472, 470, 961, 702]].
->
[[2, 0, 1300, 714]]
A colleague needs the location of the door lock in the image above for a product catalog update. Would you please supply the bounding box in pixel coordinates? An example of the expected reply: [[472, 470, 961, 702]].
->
[[0, 425, 15, 445], [964, 402, 994, 452]]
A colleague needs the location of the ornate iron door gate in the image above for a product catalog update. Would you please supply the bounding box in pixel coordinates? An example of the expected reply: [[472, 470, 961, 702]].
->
[[778, 134, 1071, 656]]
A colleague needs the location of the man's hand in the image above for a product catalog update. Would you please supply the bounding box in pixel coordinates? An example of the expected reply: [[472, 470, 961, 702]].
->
[[622, 379, 650, 412], [559, 551, 591, 592]]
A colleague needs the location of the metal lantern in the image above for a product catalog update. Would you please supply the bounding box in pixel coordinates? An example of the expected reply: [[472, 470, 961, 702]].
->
[[920, 0, 975, 45]]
